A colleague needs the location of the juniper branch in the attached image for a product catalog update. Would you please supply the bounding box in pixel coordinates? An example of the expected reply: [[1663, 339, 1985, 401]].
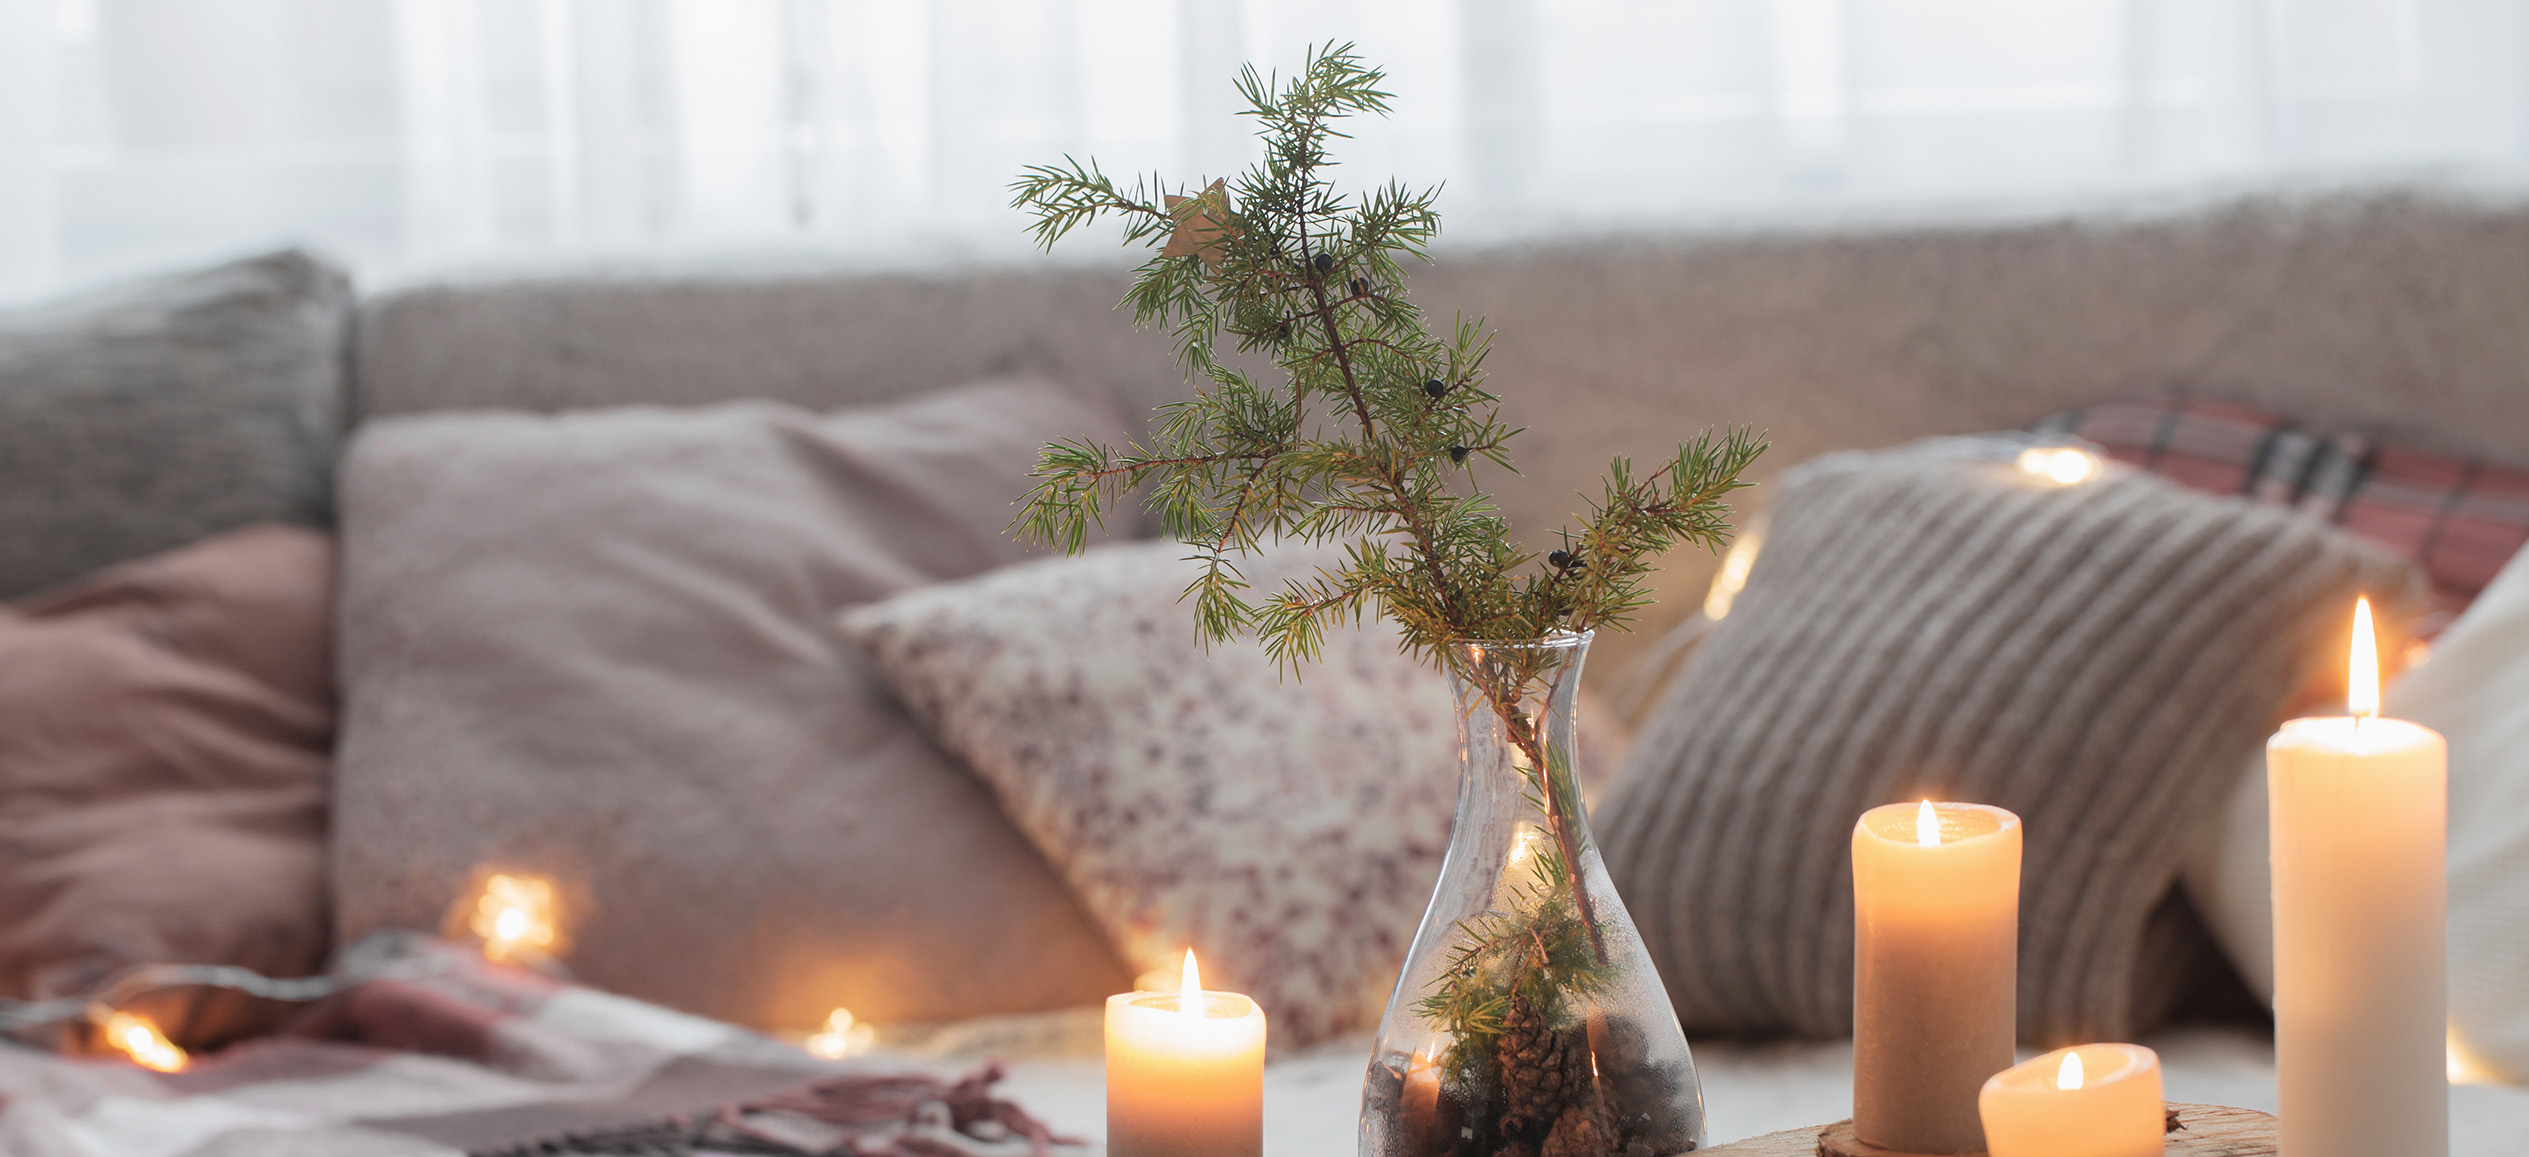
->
[[1010, 40, 1763, 1009]]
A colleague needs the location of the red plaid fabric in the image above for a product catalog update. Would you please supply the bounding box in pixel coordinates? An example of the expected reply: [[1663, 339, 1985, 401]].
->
[[2033, 398, 2529, 629], [2030, 398, 2338, 504]]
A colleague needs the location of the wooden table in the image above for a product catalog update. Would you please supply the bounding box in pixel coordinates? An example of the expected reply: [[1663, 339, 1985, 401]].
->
[[1700, 1102, 2277, 1155]]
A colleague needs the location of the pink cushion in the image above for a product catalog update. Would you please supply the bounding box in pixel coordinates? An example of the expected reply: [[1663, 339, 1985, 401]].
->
[[329, 379, 1137, 1030], [0, 525, 336, 1045]]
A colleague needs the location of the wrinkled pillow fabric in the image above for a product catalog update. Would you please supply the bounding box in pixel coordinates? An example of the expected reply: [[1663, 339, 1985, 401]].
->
[[2185, 541, 2529, 1082], [0, 251, 352, 599], [1598, 438, 2423, 1046], [837, 540, 1464, 1046], [330, 379, 1135, 1032], [0, 525, 336, 1047]]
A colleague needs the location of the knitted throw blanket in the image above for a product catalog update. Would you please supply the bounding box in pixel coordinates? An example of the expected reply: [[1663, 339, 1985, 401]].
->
[[0, 934, 1074, 1157], [1598, 440, 2422, 1045]]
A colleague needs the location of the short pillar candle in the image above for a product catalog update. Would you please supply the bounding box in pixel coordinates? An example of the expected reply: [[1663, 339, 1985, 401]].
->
[[1979, 1043, 2165, 1157], [1104, 951, 1266, 1157], [1851, 801, 2022, 1154]]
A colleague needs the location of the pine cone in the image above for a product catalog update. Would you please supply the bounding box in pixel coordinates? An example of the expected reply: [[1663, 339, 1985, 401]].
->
[[1497, 997, 1581, 1139], [1539, 1104, 1599, 1157]]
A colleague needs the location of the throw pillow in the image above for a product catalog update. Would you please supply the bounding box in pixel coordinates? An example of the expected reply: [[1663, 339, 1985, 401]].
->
[[837, 540, 1467, 1046], [0, 251, 353, 599], [2035, 397, 2529, 630], [2184, 540, 2529, 1083], [329, 378, 1136, 1032], [0, 525, 336, 1047], [1597, 437, 2423, 1046]]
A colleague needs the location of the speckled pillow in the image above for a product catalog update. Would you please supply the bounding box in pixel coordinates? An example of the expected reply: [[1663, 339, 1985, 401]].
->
[[837, 540, 1461, 1046]]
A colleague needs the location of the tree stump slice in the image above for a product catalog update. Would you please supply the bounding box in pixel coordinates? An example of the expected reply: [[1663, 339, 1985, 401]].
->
[[1695, 1103, 2275, 1156]]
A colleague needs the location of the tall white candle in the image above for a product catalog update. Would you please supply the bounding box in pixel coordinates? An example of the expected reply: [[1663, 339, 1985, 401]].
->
[[2268, 597, 2447, 1157]]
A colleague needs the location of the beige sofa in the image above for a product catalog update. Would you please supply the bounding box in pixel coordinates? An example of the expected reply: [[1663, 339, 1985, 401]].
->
[[359, 192, 2529, 685], [12, 191, 2529, 1153]]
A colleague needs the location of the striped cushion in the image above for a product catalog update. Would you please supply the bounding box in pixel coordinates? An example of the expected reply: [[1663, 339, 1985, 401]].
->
[[1600, 440, 2424, 1045]]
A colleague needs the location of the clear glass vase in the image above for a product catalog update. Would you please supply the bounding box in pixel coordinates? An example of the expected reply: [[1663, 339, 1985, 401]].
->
[[1360, 632, 1706, 1157]]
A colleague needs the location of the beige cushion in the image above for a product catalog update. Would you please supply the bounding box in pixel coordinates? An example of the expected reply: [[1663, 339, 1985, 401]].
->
[[1599, 438, 2422, 1046], [2186, 541, 2529, 1083], [0, 525, 335, 1048], [330, 379, 1135, 1031], [838, 540, 1467, 1047]]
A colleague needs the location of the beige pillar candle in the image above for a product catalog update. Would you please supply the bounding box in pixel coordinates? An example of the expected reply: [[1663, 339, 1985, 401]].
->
[[1979, 1043, 2165, 1157], [1104, 950, 1266, 1157], [1852, 800, 2022, 1154], [2268, 597, 2447, 1157]]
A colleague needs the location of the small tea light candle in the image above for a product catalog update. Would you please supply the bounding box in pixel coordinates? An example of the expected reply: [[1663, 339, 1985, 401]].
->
[[1851, 800, 2022, 1154], [1979, 1044, 2165, 1157], [1104, 950, 1266, 1157]]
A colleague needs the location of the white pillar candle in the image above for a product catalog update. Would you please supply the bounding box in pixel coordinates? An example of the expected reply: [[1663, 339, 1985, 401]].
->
[[2268, 597, 2447, 1157], [1851, 800, 2023, 1154], [1104, 950, 1266, 1157], [1979, 1043, 2164, 1157]]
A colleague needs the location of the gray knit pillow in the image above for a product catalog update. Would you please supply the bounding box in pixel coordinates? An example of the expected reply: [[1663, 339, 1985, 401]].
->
[[1597, 438, 2423, 1046], [0, 251, 353, 599]]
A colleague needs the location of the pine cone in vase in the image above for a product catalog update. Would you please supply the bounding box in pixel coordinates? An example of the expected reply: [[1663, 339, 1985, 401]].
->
[[1540, 1099, 1620, 1157], [1497, 996, 1587, 1140]]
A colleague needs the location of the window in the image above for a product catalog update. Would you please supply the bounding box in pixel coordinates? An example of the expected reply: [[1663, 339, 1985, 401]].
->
[[2, 0, 2523, 301]]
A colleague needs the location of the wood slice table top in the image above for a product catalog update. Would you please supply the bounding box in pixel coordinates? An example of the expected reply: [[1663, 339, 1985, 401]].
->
[[1698, 1103, 2276, 1156]]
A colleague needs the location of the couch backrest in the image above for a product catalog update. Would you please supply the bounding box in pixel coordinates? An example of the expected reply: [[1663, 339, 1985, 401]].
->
[[355, 192, 2529, 670]]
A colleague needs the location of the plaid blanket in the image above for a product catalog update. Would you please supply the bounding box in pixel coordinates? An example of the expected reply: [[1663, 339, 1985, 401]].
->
[[0, 934, 1074, 1157], [2034, 398, 2529, 633]]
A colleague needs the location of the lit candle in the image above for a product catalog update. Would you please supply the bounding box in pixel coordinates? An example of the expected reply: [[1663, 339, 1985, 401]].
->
[[1979, 1044, 2165, 1157], [2268, 597, 2447, 1157], [1104, 950, 1266, 1157], [1851, 800, 2022, 1154]]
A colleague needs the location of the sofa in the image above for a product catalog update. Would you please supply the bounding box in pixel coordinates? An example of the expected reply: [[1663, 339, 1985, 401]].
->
[[5, 190, 2529, 1154]]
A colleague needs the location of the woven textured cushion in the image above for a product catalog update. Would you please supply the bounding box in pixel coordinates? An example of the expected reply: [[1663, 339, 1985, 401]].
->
[[1597, 438, 2422, 1046], [330, 379, 1135, 1031], [0, 525, 335, 1047], [838, 540, 1464, 1047], [0, 251, 352, 599]]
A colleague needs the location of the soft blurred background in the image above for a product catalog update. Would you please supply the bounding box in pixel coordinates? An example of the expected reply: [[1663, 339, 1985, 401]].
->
[[7, 0, 2529, 300]]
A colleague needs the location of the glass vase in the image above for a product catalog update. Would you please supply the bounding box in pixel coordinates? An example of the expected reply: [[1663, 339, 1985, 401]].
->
[[1360, 631, 1706, 1157]]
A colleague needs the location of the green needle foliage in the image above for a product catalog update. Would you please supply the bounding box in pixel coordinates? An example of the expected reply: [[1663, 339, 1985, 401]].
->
[[1009, 43, 1763, 676], [1010, 43, 1762, 1108]]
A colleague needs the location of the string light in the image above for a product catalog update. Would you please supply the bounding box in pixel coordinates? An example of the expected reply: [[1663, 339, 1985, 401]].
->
[[94, 1007, 188, 1073], [468, 873, 561, 964], [803, 1008, 875, 1059], [1703, 528, 1765, 621], [2016, 445, 2102, 486]]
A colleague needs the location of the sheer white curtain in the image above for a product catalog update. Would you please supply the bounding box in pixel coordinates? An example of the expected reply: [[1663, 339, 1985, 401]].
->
[[5, 0, 2528, 302]]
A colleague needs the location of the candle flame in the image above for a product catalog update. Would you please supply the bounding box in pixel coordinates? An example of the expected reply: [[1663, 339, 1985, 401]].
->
[[469, 873, 558, 963], [1179, 949, 1203, 1021], [100, 1010, 188, 1073], [2349, 596, 2380, 719], [2057, 1050, 2084, 1090], [1917, 800, 1941, 848]]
